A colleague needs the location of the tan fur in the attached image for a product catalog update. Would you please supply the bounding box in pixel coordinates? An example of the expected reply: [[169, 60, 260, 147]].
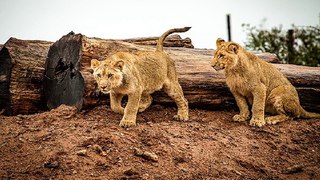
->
[[211, 38, 320, 127], [91, 27, 190, 127]]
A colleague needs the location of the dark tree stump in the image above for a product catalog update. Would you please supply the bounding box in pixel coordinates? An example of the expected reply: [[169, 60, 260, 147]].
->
[[0, 47, 12, 114], [44, 32, 84, 110], [0, 38, 52, 115]]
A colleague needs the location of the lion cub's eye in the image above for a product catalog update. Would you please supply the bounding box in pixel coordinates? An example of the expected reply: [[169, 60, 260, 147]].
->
[[97, 74, 101, 78], [108, 74, 113, 78], [218, 54, 224, 59]]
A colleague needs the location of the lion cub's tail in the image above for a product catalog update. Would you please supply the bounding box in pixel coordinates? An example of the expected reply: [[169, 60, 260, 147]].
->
[[299, 107, 320, 119], [156, 27, 191, 52]]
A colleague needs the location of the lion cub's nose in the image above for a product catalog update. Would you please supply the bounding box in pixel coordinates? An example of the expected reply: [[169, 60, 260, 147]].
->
[[100, 85, 107, 89]]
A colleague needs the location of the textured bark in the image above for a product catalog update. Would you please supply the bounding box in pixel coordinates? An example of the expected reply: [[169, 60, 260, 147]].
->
[[255, 53, 280, 63], [45, 33, 320, 113], [0, 38, 52, 115]]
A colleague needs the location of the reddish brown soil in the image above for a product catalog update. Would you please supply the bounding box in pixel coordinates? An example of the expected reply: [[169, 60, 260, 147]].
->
[[0, 104, 319, 179]]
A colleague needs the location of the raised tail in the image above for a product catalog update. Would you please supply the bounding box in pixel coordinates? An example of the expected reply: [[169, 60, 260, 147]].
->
[[156, 27, 191, 52], [299, 107, 320, 119]]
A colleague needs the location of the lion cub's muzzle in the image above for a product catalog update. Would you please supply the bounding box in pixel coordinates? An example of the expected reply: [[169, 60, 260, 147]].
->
[[211, 63, 225, 71], [99, 85, 111, 94]]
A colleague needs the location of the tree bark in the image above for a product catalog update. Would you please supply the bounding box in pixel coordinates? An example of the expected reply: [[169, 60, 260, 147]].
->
[[0, 38, 52, 115], [44, 33, 320, 113]]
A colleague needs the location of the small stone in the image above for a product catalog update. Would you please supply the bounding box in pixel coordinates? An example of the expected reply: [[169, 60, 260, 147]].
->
[[134, 147, 158, 162], [134, 147, 143, 156], [283, 164, 304, 174], [147, 122, 153, 127], [44, 160, 59, 169], [101, 151, 107, 156], [124, 168, 139, 176], [76, 149, 87, 156], [92, 144, 102, 154], [181, 168, 188, 173], [143, 151, 158, 162]]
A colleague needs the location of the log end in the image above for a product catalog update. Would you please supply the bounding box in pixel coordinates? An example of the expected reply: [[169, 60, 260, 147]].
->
[[44, 33, 84, 110], [0, 47, 12, 115]]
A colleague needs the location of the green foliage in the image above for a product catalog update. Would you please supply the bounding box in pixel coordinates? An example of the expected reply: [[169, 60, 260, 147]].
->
[[242, 24, 320, 66]]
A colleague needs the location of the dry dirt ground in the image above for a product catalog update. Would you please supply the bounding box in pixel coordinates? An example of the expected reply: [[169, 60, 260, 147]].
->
[[0, 104, 319, 179]]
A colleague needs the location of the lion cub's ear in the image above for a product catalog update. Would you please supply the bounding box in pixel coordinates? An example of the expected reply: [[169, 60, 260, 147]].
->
[[227, 43, 239, 54], [216, 38, 225, 48], [114, 60, 124, 71], [91, 59, 100, 70]]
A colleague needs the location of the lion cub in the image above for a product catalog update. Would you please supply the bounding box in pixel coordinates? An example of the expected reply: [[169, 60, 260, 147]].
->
[[211, 38, 320, 127], [91, 27, 190, 127]]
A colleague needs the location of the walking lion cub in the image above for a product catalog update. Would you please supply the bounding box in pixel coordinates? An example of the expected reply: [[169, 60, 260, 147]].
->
[[211, 38, 320, 127], [91, 27, 190, 127]]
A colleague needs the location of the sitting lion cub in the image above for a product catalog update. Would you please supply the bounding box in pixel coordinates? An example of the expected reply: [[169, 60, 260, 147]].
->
[[211, 38, 320, 127], [91, 27, 190, 127]]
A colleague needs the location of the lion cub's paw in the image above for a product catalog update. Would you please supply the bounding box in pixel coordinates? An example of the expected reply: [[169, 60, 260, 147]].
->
[[265, 117, 278, 125], [138, 106, 148, 113], [232, 115, 248, 122], [173, 114, 189, 121], [249, 118, 266, 127], [119, 119, 136, 128], [112, 107, 124, 115]]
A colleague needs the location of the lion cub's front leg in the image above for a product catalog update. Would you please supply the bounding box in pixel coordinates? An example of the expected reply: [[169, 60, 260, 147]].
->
[[249, 86, 267, 127], [232, 92, 250, 122], [110, 92, 124, 114], [119, 92, 141, 128]]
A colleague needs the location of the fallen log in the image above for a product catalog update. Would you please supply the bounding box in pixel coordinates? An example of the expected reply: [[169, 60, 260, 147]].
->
[[0, 34, 195, 115], [44, 33, 320, 113], [0, 38, 53, 115]]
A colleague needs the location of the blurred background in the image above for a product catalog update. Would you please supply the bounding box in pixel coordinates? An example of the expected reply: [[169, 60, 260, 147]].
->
[[0, 0, 319, 65]]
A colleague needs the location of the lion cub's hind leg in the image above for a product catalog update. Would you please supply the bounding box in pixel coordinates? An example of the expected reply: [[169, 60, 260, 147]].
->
[[138, 94, 153, 112], [163, 80, 189, 121], [265, 86, 293, 125], [266, 115, 291, 125]]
